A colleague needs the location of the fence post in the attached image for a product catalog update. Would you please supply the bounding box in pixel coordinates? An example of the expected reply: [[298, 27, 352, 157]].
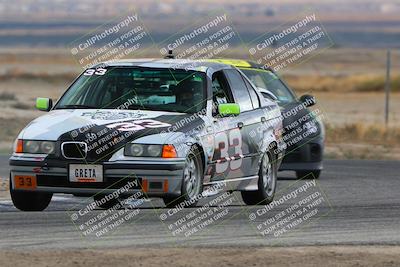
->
[[384, 50, 391, 126]]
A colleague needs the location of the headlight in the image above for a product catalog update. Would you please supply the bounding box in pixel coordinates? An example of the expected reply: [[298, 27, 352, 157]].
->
[[126, 144, 145, 157], [19, 140, 56, 154], [303, 121, 319, 136], [124, 144, 174, 157], [147, 144, 162, 157], [24, 141, 40, 153], [40, 141, 55, 154]]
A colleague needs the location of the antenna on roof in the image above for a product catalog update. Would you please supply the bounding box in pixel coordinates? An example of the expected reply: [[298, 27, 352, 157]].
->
[[164, 49, 175, 59]]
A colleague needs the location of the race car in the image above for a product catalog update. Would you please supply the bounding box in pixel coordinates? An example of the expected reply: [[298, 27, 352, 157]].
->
[[9, 59, 284, 211], [208, 59, 324, 179]]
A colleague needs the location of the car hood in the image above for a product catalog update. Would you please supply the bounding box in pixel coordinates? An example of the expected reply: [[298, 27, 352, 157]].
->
[[21, 109, 192, 140], [20, 109, 205, 161]]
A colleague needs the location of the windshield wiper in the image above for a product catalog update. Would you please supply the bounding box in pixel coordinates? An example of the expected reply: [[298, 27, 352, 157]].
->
[[57, 104, 97, 109]]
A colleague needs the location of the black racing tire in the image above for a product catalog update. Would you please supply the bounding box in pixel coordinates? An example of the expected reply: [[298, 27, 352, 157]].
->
[[163, 148, 203, 208], [241, 151, 277, 206], [10, 174, 52, 211], [296, 170, 321, 180], [93, 194, 121, 209]]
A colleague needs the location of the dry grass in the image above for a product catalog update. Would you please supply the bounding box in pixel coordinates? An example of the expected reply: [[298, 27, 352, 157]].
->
[[325, 143, 399, 160], [0, 117, 33, 142], [0, 68, 77, 84], [324, 123, 400, 160], [326, 123, 400, 145], [0, 92, 16, 101], [0, 116, 34, 154], [354, 75, 400, 92], [282, 74, 400, 93], [312, 92, 400, 127], [11, 101, 32, 110]]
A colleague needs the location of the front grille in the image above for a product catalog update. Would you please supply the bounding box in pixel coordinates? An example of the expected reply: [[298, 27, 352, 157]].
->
[[61, 142, 87, 159]]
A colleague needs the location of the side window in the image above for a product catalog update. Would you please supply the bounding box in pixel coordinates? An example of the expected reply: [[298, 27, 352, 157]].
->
[[242, 76, 260, 109], [262, 92, 275, 101], [212, 71, 234, 115], [224, 69, 253, 112], [262, 71, 296, 103]]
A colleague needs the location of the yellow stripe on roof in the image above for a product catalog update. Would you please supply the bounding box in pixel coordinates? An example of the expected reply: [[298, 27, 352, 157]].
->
[[239, 67, 270, 73], [207, 59, 252, 68]]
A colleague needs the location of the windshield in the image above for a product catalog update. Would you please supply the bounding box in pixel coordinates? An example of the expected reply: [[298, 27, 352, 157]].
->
[[240, 68, 296, 104], [55, 67, 206, 113]]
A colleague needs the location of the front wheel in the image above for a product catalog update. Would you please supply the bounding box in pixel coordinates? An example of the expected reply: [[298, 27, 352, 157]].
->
[[163, 149, 203, 208], [10, 175, 52, 211], [296, 170, 321, 179], [241, 151, 277, 205]]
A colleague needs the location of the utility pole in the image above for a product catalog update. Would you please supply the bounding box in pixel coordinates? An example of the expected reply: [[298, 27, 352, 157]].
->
[[384, 50, 391, 126]]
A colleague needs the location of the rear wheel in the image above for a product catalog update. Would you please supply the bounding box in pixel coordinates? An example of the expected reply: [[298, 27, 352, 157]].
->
[[296, 170, 321, 179], [241, 151, 277, 205], [163, 149, 203, 208], [10, 175, 52, 211]]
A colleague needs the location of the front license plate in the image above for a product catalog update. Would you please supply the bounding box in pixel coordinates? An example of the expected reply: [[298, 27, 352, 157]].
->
[[69, 164, 103, 182], [14, 175, 37, 190]]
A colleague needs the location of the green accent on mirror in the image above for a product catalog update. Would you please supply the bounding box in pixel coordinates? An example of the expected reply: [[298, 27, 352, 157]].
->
[[36, 97, 50, 111], [218, 103, 240, 116]]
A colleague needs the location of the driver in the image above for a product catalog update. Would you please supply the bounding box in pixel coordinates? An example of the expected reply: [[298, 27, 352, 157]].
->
[[175, 79, 203, 111]]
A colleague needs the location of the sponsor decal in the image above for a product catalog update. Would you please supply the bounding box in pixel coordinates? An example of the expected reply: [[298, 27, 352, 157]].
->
[[81, 111, 147, 120]]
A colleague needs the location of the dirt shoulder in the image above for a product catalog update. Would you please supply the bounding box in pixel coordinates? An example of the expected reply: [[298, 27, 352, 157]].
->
[[0, 191, 9, 199], [0, 176, 9, 199], [0, 246, 399, 267]]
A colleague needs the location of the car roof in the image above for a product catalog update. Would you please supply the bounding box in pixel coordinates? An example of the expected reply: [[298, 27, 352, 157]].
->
[[206, 58, 273, 71], [93, 58, 233, 72]]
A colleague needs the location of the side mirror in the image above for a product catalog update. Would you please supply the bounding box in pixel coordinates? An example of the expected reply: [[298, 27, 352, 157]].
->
[[299, 94, 316, 107], [218, 103, 240, 117], [36, 97, 53, 111]]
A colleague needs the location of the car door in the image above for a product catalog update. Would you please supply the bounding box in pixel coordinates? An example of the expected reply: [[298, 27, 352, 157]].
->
[[209, 70, 244, 182], [223, 69, 265, 178]]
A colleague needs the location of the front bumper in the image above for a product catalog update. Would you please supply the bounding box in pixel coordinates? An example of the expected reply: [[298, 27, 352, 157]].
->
[[279, 136, 324, 171], [9, 156, 186, 197]]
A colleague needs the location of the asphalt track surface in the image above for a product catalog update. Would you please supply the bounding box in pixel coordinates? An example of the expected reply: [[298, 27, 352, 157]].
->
[[0, 155, 399, 249]]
